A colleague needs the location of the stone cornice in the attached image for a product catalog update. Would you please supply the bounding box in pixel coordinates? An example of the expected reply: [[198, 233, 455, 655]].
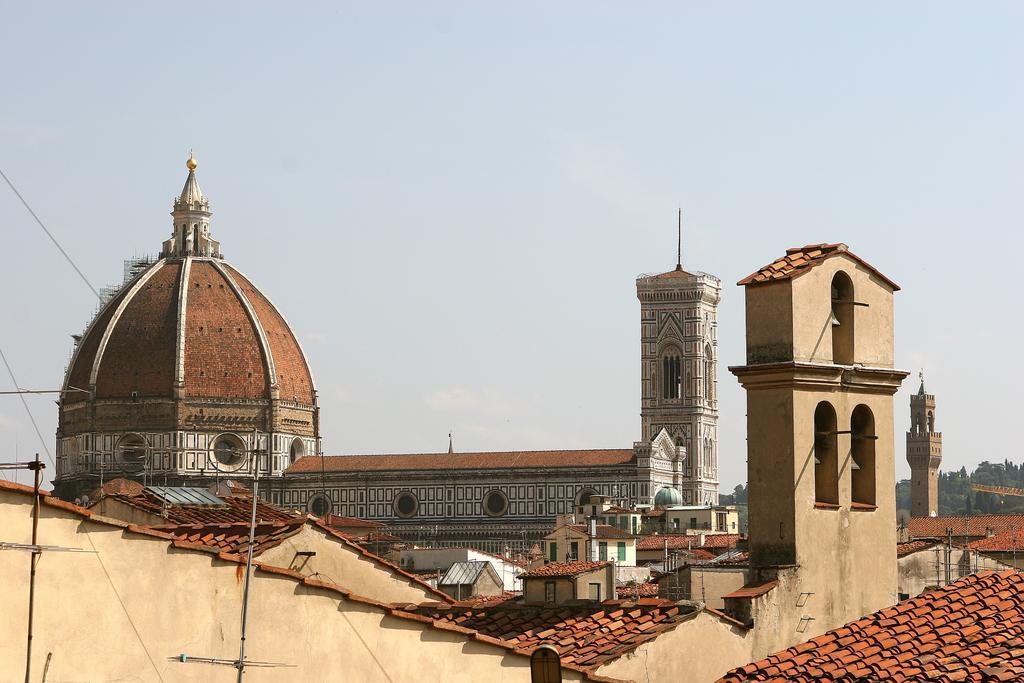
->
[[729, 361, 909, 395]]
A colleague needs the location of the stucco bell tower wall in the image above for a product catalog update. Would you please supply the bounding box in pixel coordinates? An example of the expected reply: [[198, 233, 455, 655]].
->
[[732, 248, 907, 639]]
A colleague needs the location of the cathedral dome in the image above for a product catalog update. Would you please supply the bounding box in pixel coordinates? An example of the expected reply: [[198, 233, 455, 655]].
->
[[64, 259, 315, 404], [654, 486, 683, 509], [55, 156, 319, 502]]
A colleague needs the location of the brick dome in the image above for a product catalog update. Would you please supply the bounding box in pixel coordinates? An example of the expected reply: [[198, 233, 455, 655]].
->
[[65, 258, 315, 404], [55, 156, 319, 504]]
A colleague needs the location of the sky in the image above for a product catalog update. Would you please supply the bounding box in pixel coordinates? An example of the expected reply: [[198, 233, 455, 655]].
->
[[1, 3, 1021, 491]]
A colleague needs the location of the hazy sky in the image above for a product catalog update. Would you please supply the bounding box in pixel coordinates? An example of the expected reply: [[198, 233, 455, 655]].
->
[[1, 3, 1021, 491]]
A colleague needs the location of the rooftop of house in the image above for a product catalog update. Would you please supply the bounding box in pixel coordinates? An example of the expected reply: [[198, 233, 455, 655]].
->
[[89, 477, 300, 525], [286, 449, 635, 474], [718, 570, 1024, 682], [440, 560, 498, 587], [519, 560, 613, 579], [616, 582, 660, 600], [905, 514, 1024, 541], [3, 478, 740, 682], [897, 539, 942, 557], [636, 533, 745, 552], [398, 597, 695, 670], [969, 529, 1024, 553], [736, 242, 900, 290], [322, 513, 388, 529]]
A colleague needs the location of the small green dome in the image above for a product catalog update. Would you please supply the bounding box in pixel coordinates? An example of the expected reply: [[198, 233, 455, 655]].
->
[[654, 487, 683, 509]]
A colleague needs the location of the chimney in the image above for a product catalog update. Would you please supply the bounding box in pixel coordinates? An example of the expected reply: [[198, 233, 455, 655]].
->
[[589, 516, 599, 561]]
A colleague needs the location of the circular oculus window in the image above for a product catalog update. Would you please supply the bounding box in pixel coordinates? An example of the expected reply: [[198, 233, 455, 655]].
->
[[308, 494, 332, 517], [213, 433, 246, 467], [483, 490, 509, 517], [394, 492, 418, 518]]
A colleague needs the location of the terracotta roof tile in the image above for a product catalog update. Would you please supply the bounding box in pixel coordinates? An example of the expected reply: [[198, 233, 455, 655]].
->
[[519, 560, 612, 579], [287, 449, 636, 474], [717, 570, 1024, 682], [554, 524, 635, 540], [721, 580, 778, 600], [969, 529, 1024, 553], [92, 486, 300, 525], [906, 515, 1024, 543], [403, 598, 694, 669], [897, 539, 941, 557], [737, 243, 900, 291], [616, 582, 659, 599], [636, 533, 744, 551]]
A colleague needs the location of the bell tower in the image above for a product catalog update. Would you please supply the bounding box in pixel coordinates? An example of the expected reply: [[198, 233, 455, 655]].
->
[[636, 212, 721, 505], [731, 243, 908, 635], [907, 373, 941, 517]]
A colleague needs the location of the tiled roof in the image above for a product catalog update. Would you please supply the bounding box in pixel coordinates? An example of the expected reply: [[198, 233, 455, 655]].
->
[[64, 260, 316, 404], [737, 243, 900, 291], [905, 515, 1024, 541], [519, 560, 612, 579], [286, 449, 635, 474], [0, 480, 623, 682], [636, 533, 744, 551], [91, 484, 301, 525], [721, 580, 778, 600], [718, 570, 1024, 682], [399, 598, 694, 669], [897, 539, 941, 557], [155, 520, 306, 555], [616, 582, 660, 599], [456, 592, 520, 607], [322, 514, 387, 529], [969, 529, 1024, 553]]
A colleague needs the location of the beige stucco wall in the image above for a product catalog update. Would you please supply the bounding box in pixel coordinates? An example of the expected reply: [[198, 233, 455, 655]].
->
[[658, 566, 747, 609], [523, 565, 615, 604], [596, 610, 753, 683], [789, 254, 896, 367], [898, 547, 1013, 598], [1, 492, 593, 683], [255, 526, 439, 603], [90, 496, 167, 525]]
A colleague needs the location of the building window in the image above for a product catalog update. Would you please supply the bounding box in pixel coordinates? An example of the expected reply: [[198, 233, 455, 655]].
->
[[661, 350, 682, 399], [530, 645, 561, 683], [483, 489, 509, 517], [830, 271, 855, 365], [617, 542, 626, 561], [569, 541, 579, 560], [598, 542, 608, 561], [704, 343, 714, 400], [814, 401, 839, 506], [549, 543, 558, 563], [308, 493, 331, 517], [116, 433, 148, 464], [588, 582, 602, 601], [289, 438, 305, 464], [212, 433, 246, 467], [575, 488, 597, 506], [394, 491, 419, 518], [544, 581, 556, 603], [851, 404, 876, 507]]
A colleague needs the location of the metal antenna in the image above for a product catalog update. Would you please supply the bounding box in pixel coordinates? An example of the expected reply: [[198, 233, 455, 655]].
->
[[675, 208, 683, 271]]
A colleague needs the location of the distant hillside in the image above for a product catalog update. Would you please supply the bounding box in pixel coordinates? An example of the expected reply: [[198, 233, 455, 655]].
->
[[726, 461, 1024, 523], [896, 460, 1024, 516]]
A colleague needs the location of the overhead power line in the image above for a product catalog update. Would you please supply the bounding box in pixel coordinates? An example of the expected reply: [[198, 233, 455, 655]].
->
[[0, 344, 54, 468], [0, 166, 101, 301]]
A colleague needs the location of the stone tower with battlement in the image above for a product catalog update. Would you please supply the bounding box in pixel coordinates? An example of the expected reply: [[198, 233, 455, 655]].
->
[[636, 233, 721, 506], [907, 374, 942, 518]]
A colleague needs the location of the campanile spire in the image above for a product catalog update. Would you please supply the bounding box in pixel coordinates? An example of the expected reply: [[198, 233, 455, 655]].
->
[[162, 153, 221, 258]]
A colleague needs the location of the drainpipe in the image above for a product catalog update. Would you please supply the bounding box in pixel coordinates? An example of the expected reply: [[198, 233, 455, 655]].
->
[[589, 516, 599, 562]]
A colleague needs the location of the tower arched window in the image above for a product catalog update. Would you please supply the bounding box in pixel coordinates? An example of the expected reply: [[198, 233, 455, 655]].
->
[[661, 349, 682, 400], [851, 405, 876, 507], [289, 438, 305, 464], [813, 401, 839, 506], [703, 343, 714, 401], [830, 272, 855, 365]]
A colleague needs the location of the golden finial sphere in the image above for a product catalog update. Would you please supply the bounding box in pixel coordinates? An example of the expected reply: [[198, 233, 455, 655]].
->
[[186, 155, 198, 171]]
